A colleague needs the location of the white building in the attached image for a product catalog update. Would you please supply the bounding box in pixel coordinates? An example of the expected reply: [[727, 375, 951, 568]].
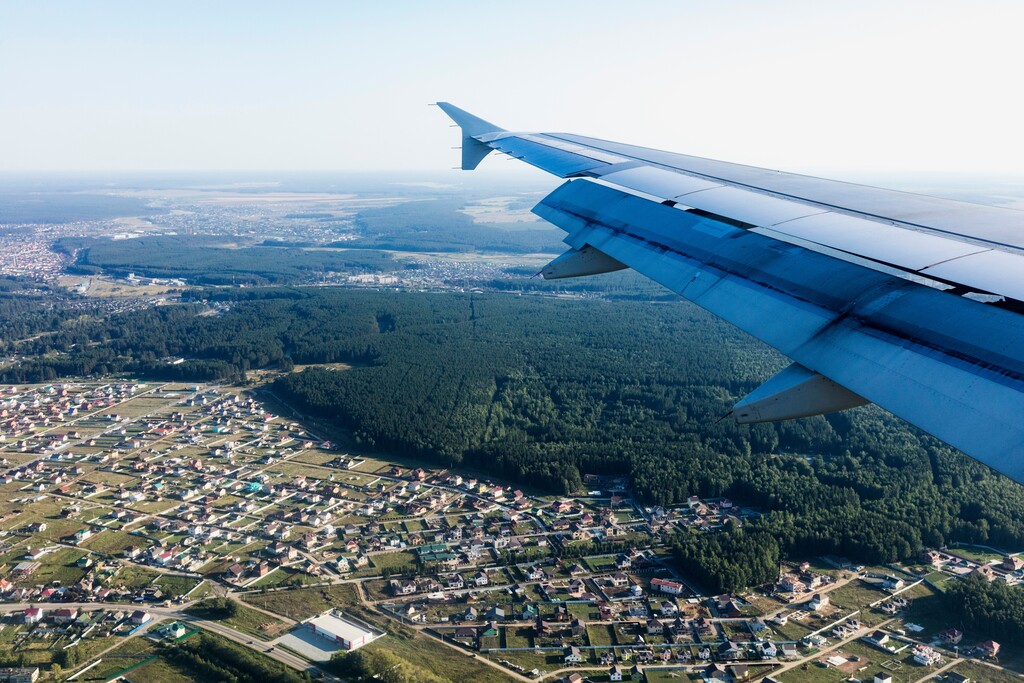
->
[[306, 611, 381, 651]]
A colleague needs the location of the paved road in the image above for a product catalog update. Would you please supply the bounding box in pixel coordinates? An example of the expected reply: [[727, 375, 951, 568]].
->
[[0, 601, 344, 682]]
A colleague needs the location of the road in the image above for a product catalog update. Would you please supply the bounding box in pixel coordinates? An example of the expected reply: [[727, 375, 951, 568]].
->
[[767, 617, 896, 680], [0, 601, 344, 683]]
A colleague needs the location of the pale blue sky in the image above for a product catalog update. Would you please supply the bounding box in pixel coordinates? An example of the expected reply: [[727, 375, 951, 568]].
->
[[2, 1, 1023, 174]]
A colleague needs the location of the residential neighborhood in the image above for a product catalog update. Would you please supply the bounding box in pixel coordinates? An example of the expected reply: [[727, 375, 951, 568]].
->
[[0, 380, 1016, 681]]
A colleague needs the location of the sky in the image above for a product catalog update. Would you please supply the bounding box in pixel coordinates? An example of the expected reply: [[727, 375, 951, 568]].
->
[[2, 0, 1024, 177]]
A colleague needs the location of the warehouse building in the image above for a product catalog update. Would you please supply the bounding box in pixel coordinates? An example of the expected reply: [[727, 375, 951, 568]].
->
[[305, 611, 380, 651]]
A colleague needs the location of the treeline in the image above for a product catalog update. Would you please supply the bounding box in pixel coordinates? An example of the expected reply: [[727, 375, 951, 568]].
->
[[346, 197, 565, 254], [8, 287, 1024, 587], [164, 634, 310, 683], [0, 276, 101, 356], [329, 648, 450, 683], [186, 597, 240, 619], [945, 574, 1024, 645], [56, 235, 394, 285]]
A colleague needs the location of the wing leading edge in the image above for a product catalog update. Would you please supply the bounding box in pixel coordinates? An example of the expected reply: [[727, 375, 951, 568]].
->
[[436, 103, 1024, 484]]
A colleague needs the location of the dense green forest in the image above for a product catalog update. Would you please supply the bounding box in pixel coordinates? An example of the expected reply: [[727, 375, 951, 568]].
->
[[162, 633, 310, 683], [55, 235, 396, 285], [0, 191, 166, 223], [344, 197, 565, 253], [945, 574, 1024, 645], [5, 286, 1024, 593], [672, 528, 782, 594]]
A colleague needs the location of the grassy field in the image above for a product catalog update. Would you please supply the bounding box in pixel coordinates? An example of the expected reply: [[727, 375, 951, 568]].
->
[[82, 469, 138, 487], [369, 550, 418, 572], [290, 450, 338, 466], [768, 616, 815, 642], [948, 545, 1013, 563], [902, 586, 953, 640], [587, 623, 616, 647], [825, 582, 891, 626], [155, 574, 202, 597], [504, 625, 534, 649], [585, 555, 618, 572], [185, 600, 289, 641], [921, 570, 954, 591], [360, 626, 516, 683], [83, 528, 140, 555], [941, 661, 1020, 683], [25, 547, 89, 586], [79, 630, 303, 683], [114, 564, 163, 588], [76, 637, 159, 682], [241, 583, 360, 621]]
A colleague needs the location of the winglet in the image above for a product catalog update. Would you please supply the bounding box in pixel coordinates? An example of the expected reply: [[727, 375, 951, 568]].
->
[[435, 102, 505, 170]]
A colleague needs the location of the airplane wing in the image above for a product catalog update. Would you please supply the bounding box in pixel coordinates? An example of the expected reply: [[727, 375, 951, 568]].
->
[[435, 102, 1024, 483]]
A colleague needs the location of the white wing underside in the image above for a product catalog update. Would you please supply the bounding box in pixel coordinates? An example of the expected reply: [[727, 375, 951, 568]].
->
[[436, 102, 1024, 484]]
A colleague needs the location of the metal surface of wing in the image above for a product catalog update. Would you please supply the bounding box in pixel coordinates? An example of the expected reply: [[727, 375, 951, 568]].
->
[[435, 102, 1024, 483]]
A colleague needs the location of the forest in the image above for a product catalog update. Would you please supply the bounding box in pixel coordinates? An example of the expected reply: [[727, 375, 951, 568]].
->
[[945, 574, 1024, 644], [55, 235, 395, 285], [161, 633, 310, 683], [5, 285, 1024, 596], [343, 196, 565, 253]]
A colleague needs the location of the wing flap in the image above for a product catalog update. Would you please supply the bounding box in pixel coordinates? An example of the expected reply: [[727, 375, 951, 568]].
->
[[673, 186, 827, 225], [764, 212, 989, 271], [599, 166, 724, 198], [922, 249, 1024, 301]]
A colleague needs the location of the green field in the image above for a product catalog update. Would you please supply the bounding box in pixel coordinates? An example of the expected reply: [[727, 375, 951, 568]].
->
[[249, 566, 324, 589], [948, 545, 1012, 563], [24, 547, 89, 586], [828, 580, 888, 611], [184, 600, 289, 641], [83, 528, 141, 555], [242, 583, 360, 621], [587, 623, 617, 647], [76, 637, 159, 682], [646, 671, 703, 683], [902, 585, 954, 640], [155, 574, 202, 597], [946, 660, 1022, 682], [114, 564, 163, 589], [360, 626, 515, 683], [369, 550, 418, 572]]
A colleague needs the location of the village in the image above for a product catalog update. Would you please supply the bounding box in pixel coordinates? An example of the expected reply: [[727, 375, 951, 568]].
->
[[0, 380, 1018, 683]]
